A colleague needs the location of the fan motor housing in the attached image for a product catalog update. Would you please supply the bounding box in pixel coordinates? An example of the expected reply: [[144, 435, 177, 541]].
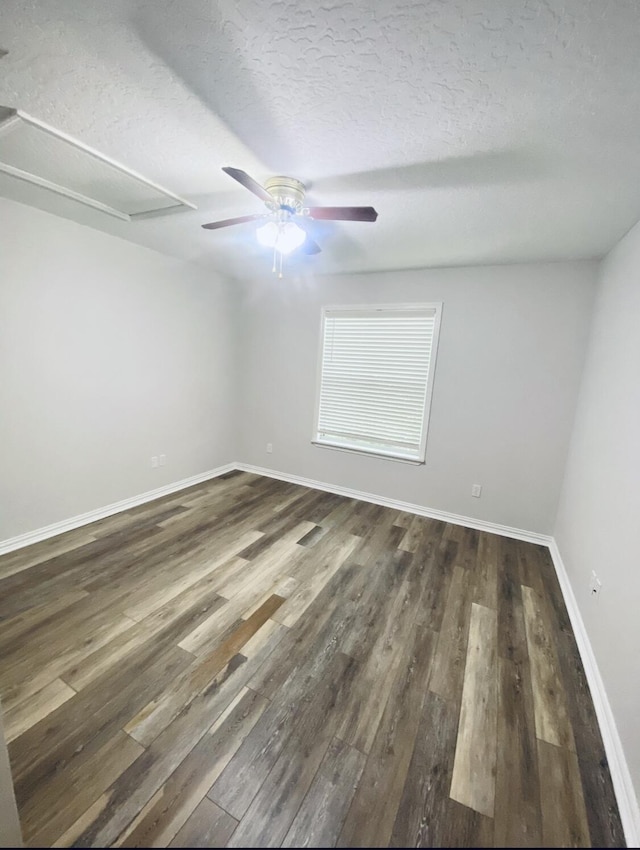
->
[[265, 176, 306, 214]]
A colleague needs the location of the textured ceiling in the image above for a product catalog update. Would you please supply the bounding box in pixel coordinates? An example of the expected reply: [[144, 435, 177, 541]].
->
[[1, 0, 640, 278]]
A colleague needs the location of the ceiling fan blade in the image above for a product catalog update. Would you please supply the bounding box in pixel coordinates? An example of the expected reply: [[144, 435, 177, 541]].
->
[[222, 167, 272, 204], [302, 237, 322, 255], [201, 214, 265, 230], [306, 206, 378, 222]]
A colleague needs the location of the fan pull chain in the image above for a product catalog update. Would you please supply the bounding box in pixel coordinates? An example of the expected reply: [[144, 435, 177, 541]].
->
[[271, 243, 284, 278]]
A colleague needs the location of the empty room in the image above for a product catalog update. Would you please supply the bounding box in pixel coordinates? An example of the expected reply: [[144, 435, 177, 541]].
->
[[0, 1, 639, 847]]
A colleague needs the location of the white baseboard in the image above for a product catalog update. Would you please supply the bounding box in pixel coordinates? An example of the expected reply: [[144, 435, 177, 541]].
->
[[0, 463, 236, 556], [0, 460, 550, 557], [548, 539, 640, 848], [235, 463, 552, 545]]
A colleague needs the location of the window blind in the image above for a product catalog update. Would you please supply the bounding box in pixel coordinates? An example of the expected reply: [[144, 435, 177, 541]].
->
[[315, 306, 440, 462]]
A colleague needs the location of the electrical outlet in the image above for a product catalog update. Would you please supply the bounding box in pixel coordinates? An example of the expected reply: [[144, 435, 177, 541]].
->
[[471, 484, 482, 498], [589, 570, 602, 599], [159, 454, 166, 466], [151, 456, 158, 468], [266, 443, 273, 454]]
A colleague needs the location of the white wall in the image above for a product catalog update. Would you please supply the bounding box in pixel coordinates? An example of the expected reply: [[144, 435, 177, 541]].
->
[[237, 261, 597, 535], [554, 219, 640, 817], [0, 198, 238, 541]]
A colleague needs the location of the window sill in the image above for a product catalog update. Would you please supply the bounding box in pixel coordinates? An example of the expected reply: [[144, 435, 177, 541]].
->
[[311, 440, 425, 465]]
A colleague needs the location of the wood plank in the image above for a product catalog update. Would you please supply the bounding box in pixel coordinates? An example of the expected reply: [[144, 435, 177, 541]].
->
[[494, 657, 542, 847], [209, 649, 358, 822], [537, 739, 590, 847], [522, 584, 575, 751], [0, 590, 138, 681], [345, 501, 386, 538], [555, 629, 625, 846], [226, 733, 331, 848], [317, 498, 362, 531], [168, 798, 237, 848], [10, 637, 191, 787], [213, 535, 306, 603], [429, 565, 473, 702], [137, 577, 226, 637], [0, 590, 105, 668], [238, 618, 288, 659], [535, 544, 574, 637], [338, 548, 413, 661], [282, 738, 365, 849], [296, 523, 328, 548], [247, 558, 370, 701], [118, 687, 267, 847], [0, 589, 88, 648], [517, 540, 547, 598], [124, 595, 285, 746], [210, 483, 310, 532], [440, 799, 494, 848], [270, 485, 316, 515], [26, 731, 145, 847], [89, 500, 191, 536], [3, 524, 167, 609], [68, 628, 286, 848], [390, 690, 459, 848], [271, 532, 361, 627], [0, 614, 139, 732], [304, 491, 350, 525], [3, 677, 76, 743], [397, 513, 428, 553], [0, 531, 97, 580], [497, 536, 529, 665], [335, 577, 422, 754], [52, 794, 111, 848], [473, 532, 499, 610], [62, 591, 226, 692], [14, 647, 193, 842], [200, 556, 252, 597], [414, 531, 457, 633], [0, 528, 159, 619], [458, 526, 479, 570], [449, 602, 498, 818], [577, 752, 622, 849], [112, 688, 251, 846], [351, 512, 404, 567], [238, 515, 313, 559], [338, 622, 438, 847], [176, 545, 303, 658], [239, 575, 297, 620], [390, 509, 414, 529], [123, 530, 264, 621]]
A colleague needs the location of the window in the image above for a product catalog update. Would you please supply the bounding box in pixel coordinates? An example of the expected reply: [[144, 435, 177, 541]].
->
[[313, 303, 442, 463]]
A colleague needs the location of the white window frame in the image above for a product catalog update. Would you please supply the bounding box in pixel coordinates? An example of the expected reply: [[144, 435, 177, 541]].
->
[[312, 302, 442, 464]]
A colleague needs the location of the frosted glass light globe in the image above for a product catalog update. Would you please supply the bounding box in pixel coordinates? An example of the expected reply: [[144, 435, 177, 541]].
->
[[256, 220, 305, 255]]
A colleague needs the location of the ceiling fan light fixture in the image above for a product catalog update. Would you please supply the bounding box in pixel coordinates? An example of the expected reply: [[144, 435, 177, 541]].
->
[[202, 167, 377, 276], [256, 219, 305, 255]]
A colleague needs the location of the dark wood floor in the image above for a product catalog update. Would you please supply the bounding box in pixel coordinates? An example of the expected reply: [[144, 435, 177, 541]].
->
[[0, 471, 624, 848]]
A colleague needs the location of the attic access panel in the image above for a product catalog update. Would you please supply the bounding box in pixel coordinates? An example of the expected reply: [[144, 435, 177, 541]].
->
[[0, 107, 196, 221]]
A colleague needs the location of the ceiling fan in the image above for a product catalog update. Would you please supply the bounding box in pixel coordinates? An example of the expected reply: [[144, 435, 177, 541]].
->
[[202, 167, 378, 275]]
